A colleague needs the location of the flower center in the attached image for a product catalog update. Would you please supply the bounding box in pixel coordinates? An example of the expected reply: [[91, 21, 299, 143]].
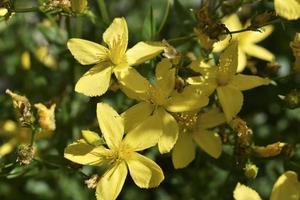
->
[[173, 112, 198, 132], [216, 71, 230, 86]]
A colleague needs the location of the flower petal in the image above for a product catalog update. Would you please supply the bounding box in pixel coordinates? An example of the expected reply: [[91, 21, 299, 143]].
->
[[274, 0, 300, 20], [82, 130, 103, 146], [172, 132, 195, 169], [67, 38, 108, 65], [155, 59, 175, 98], [0, 139, 17, 157], [75, 64, 112, 97], [96, 162, 128, 200], [165, 85, 210, 113], [103, 18, 128, 64], [114, 66, 150, 100], [121, 102, 154, 133], [64, 139, 110, 166], [192, 130, 222, 159], [237, 48, 247, 72], [233, 183, 262, 200], [243, 44, 275, 62], [197, 108, 226, 129], [126, 152, 164, 188], [242, 25, 274, 44], [217, 85, 243, 122], [123, 110, 162, 151], [126, 42, 165, 66], [97, 103, 124, 149], [270, 171, 300, 200], [218, 41, 238, 77], [157, 108, 179, 154], [231, 74, 270, 91]]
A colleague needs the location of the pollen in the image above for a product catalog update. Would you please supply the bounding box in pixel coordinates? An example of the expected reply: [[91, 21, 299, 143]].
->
[[174, 112, 198, 131]]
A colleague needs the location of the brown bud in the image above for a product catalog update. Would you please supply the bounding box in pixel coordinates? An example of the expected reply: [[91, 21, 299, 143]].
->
[[162, 40, 181, 65], [17, 144, 35, 165], [85, 174, 99, 189]]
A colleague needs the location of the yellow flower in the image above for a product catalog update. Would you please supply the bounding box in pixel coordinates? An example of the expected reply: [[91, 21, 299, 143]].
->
[[34, 103, 56, 132], [188, 41, 270, 122], [64, 103, 164, 200], [121, 59, 210, 153], [172, 108, 226, 169], [233, 171, 300, 200], [0, 7, 8, 17], [274, 0, 300, 20], [214, 14, 274, 72], [35, 46, 57, 69], [67, 17, 165, 97]]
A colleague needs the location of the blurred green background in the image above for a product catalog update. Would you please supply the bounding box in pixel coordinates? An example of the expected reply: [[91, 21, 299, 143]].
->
[[1, 0, 300, 199]]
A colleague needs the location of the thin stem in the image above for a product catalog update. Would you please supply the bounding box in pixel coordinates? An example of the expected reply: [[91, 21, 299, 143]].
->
[[13, 7, 40, 13], [97, 0, 110, 25]]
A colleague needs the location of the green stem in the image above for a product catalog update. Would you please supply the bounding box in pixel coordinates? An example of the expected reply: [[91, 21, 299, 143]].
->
[[97, 0, 110, 25], [13, 7, 40, 13]]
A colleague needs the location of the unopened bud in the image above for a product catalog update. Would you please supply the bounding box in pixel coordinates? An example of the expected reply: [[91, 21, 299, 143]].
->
[[244, 162, 259, 179]]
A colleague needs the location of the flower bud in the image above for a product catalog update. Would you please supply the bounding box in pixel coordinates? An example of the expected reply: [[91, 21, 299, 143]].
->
[[71, 0, 87, 14], [17, 144, 35, 165], [34, 103, 56, 132], [244, 163, 259, 179]]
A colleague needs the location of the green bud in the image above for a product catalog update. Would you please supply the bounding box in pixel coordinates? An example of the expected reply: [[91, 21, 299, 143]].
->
[[71, 0, 87, 14], [244, 163, 259, 179]]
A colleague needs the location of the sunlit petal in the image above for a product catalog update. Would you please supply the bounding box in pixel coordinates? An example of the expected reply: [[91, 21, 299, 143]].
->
[[231, 74, 270, 91]]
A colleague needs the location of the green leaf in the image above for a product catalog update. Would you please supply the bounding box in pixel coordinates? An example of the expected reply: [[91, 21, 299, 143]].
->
[[142, 5, 156, 41]]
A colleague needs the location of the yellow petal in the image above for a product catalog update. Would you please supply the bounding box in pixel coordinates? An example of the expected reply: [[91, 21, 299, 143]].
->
[[75, 64, 112, 97], [274, 0, 300, 20], [67, 38, 108, 65], [237, 48, 247, 72], [121, 102, 154, 133], [0, 139, 18, 157], [114, 66, 150, 100], [233, 183, 262, 200], [97, 103, 124, 149], [157, 108, 179, 154], [218, 41, 238, 77], [64, 139, 110, 166], [126, 42, 165, 66], [197, 108, 226, 129], [192, 130, 222, 158], [126, 152, 164, 188], [217, 85, 243, 122], [231, 74, 270, 91], [155, 59, 175, 98], [243, 44, 275, 62], [123, 111, 162, 151], [0, 8, 8, 17], [82, 130, 103, 146], [242, 25, 274, 44], [165, 85, 209, 112], [96, 162, 128, 200], [270, 171, 300, 200], [103, 18, 128, 65], [172, 132, 195, 169]]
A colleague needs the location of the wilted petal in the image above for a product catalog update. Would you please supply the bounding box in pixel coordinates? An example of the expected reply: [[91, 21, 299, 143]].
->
[[96, 162, 128, 200], [126, 152, 164, 188], [192, 129, 222, 159], [121, 102, 154, 133], [233, 183, 262, 200], [97, 103, 124, 149], [270, 171, 300, 200], [75, 64, 112, 97], [64, 139, 110, 166], [67, 38, 108, 65], [126, 42, 165, 66], [231, 74, 270, 91], [172, 132, 195, 169], [217, 85, 243, 122]]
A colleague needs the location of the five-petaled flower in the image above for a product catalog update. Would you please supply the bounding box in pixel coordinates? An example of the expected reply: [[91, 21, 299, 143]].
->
[[67, 17, 165, 97], [64, 103, 164, 200]]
